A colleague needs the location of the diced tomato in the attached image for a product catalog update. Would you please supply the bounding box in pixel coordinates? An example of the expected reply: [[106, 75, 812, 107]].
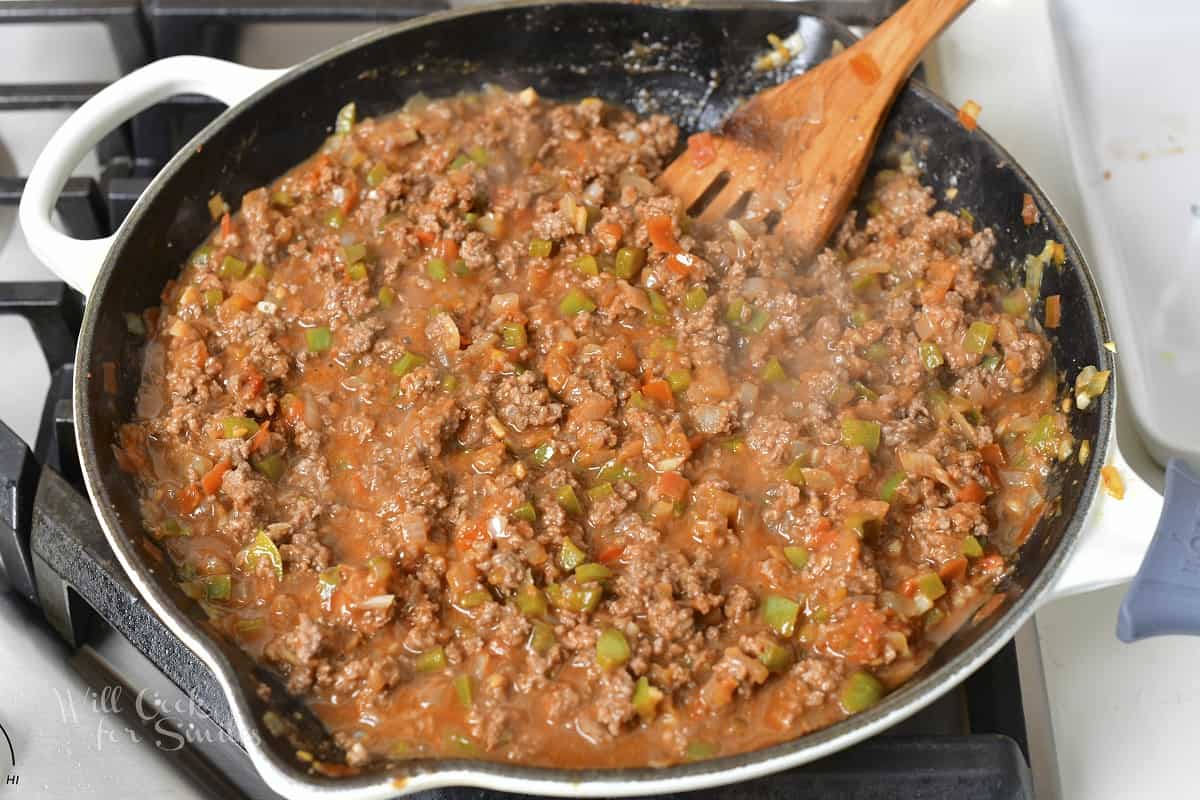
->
[[977, 554, 1007, 574], [176, 484, 203, 515], [434, 238, 459, 262], [222, 293, 254, 314], [563, 140, 588, 166], [282, 395, 305, 426], [597, 544, 626, 564], [657, 471, 691, 503], [647, 215, 681, 254], [610, 336, 638, 372], [1051, 242, 1066, 265], [340, 174, 359, 215], [665, 253, 696, 277], [939, 557, 968, 582], [415, 229, 437, 245], [249, 420, 271, 454], [688, 131, 717, 168], [1014, 501, 1046, 546], [201, 458, 231, 495], [956, 480, 987, 504], [241, 369, 265, 400], [922, 259, 957, 305], [1044, 294, 1061, 329], [140, 538, 165, 564], [980, 443, 1006, 467], [810, 517, 838, 550], [114, 426, 150, 474], [528, 265, 551, 293], [849, 52, 881, 84], [958, 99, 981, 131], [595, 222, 623, 243], [455, 519, 489, 553], [642, 378, 674, 406], [1021, 193, 1038, 226]]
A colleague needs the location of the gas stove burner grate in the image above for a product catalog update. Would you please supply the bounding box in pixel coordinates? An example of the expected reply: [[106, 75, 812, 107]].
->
[[0, 1, 1030, 797]]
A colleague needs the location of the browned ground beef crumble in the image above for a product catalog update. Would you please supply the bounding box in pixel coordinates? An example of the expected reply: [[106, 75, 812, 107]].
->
[[117, 88, 1066, 770]]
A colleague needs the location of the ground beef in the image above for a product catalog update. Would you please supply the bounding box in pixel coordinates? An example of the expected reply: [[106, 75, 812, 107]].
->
[[119, 89, 1068, 771]]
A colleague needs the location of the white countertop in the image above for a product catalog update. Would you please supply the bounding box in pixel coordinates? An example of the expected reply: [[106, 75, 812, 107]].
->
[[935, 3, 1200, 799], [2, 2, 1196, 798]]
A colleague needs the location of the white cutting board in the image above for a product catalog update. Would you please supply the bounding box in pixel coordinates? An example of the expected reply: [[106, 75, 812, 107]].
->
[[1047, 0, 1200, 467]]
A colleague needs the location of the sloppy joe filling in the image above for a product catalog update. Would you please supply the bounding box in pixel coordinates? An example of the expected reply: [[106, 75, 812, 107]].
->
[[118, 88, 1064, 769]]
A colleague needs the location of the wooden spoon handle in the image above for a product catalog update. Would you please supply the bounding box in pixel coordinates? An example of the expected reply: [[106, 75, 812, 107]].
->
[[858, 0, 973, 85]]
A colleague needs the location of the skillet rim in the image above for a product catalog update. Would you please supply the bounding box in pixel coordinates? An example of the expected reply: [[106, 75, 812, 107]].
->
[[72, 0, 1114, 795]]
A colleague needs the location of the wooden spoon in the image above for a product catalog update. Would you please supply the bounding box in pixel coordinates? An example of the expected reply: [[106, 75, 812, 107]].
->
[[658, 0, 973, 259]]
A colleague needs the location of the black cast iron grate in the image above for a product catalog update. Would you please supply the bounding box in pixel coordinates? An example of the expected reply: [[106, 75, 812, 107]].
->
[[0, 1, 1031, 798]]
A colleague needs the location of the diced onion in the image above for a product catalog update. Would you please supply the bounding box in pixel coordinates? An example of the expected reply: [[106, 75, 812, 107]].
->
[[490, 292, 520, 315], [692, 404, 725, 434], [1074, 365, 1111, 411], [949, 407, 978, 445], [742, 277, 768, 297], [898, 449, 955, 488], [487, 514, 508, 539], [738, 382, 759, 407], [559, 192, 576, 219], [619, 171, 655, 196], [728, 219, 751, 245], [912, 593, 934, 614], [880, 590, 923, 620], [169, 319, 196, 339], [399, 513, 429, 546], [1101, 465, 1125, 500], [584, 181, 606, 205], [426, 314, 461, 360], [885, 631, 911, 657], [358, 594, 395, 610], [848, 257, 891, 277], [655, 456, 686, 472], [997, 470, 1034, 489]]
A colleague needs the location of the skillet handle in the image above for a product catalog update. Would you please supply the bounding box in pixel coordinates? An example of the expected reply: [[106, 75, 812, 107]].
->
[[1047, 439, 1162, 600], [19, 56, 286, 297], [1117, 459, 1200, 641]]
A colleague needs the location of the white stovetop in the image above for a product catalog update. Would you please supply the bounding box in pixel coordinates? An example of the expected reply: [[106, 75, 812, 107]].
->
[[2, 2, 1197, 798]]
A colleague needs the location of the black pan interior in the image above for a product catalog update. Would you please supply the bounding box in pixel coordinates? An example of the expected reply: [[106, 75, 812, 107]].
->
[[78, 0, 1112, 781]]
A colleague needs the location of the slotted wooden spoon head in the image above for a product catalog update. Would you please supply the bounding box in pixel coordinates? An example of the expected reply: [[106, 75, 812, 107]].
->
[[659, 0, 972, 259]]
